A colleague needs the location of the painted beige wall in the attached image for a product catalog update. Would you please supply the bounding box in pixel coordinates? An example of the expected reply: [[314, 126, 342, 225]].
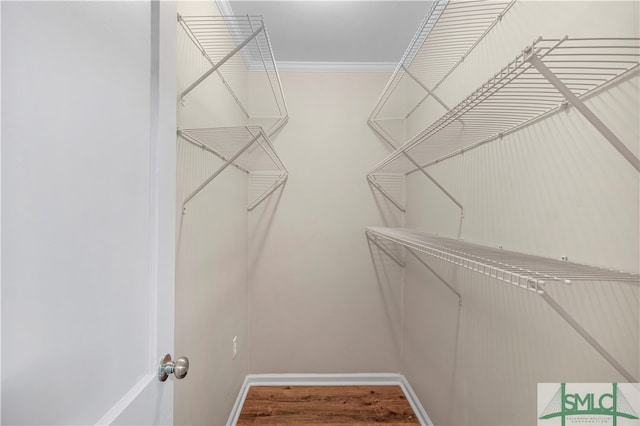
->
[[175, 2, 250, 424], [248, 71, 405, 374], [396, 1, 639, 424]]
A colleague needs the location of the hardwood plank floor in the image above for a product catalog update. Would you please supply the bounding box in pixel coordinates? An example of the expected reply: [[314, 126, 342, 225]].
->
[[237, 385, 420, 425]]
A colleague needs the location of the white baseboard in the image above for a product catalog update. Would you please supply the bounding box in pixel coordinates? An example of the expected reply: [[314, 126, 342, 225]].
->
[[398, 375, 434, 426], [226, 373, 432, 426]]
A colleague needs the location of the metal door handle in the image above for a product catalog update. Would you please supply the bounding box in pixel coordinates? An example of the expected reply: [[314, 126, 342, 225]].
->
[[158, 354, 189, 381]]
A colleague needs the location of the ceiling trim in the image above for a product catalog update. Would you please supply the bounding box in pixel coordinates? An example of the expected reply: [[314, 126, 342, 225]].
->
[[215, 0, 397, 73], [276, 61, 396, 73]]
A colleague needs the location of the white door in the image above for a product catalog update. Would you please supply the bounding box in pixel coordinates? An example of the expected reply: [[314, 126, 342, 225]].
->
[[1, 1, 177, 424]]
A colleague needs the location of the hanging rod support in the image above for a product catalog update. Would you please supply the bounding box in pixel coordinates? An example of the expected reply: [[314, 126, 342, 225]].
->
[[528, 53, 640, 173], [181, 26, 264, 100], [540, 291, 638, 383], [183, 132, 262, 207]]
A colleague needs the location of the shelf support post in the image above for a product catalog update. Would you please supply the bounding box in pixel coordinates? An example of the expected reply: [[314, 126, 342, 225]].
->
[[528, 53, 640, 173], [180, 26, 264, 101], [183, 132, 262, 208]]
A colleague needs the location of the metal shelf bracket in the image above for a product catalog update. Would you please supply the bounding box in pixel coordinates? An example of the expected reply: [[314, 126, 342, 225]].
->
[[180, 26, 264, 101], [528, 51, 640, 172]]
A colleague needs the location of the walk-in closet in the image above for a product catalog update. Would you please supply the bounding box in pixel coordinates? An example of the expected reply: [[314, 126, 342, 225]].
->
[[1, 1, 638, 425]]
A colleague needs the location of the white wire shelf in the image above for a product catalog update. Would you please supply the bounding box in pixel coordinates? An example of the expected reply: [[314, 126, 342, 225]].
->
[[366, 227, 640, 292], [178, 15, 288, 135], [367, 226, 640, 383], [369, 0, 515, 147], [178, 126, 288, 210], [369, 37, 640, 177]]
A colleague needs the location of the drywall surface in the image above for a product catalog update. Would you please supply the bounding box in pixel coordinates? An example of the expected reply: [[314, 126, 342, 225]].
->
[[249, 71, 405, 374], [175, 2, 249, 424], [399, 1, 639, 424]]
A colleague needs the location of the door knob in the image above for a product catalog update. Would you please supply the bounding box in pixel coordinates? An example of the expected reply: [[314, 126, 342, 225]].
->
[[158, 354, 189, 381]]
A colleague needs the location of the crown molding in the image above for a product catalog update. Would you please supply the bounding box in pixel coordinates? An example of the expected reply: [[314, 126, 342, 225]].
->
[[214, 1, 395, 73], [276, 61, 396, 73]]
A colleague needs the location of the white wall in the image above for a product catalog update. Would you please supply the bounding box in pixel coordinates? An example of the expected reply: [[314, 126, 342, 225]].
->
[[174, 2, 250, 425], [396, 2, 640, 424], [248, 71, 405, 374]]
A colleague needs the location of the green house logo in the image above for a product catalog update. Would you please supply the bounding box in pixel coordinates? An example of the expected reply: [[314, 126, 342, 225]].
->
[[539, 383, 639, 426]]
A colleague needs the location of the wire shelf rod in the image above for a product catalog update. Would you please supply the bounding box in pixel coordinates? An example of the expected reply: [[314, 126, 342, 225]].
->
[[180, 25, 263, 99], [247, 19, 284, 118], [179, 126, 288, 209], [529, 51, 640, 171], [367, 176, 407, 212], [183, 131, 261, 206], [368, 0, 445, 120], [402, 66, 452, 111], [367, 234, 406, 268], [178, 14, 288, 126], [368, 0, 515, 151], [247, 174, 288, 212], [366, 227, 640, 285], [177, 130, 250, 174], [247, 127, 287, 172], [265, 116, 290, 138], [369, 37, 639, 175], [412, 34, 497, 44], [415, 27, 501, 38], [262, 19, 289, 123]]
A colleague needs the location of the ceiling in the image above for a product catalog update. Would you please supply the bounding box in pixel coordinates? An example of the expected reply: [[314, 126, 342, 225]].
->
[[223, 1, 431, 64]]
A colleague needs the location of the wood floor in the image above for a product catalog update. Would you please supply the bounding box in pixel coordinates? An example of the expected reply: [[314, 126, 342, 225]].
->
[[237, 385, 420, 425]]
